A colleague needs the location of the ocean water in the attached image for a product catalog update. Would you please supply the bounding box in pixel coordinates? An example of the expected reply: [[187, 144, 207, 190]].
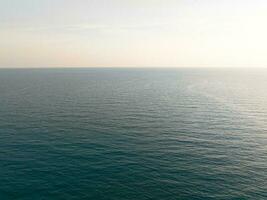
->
[[0, 68, 267, 200]]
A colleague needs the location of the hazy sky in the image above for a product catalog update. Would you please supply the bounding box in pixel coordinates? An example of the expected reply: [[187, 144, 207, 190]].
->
[[1, 0, 267, 68]]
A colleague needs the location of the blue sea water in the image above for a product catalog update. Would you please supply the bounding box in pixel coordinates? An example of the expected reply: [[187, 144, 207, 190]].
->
[[0, 68, 267, 200]]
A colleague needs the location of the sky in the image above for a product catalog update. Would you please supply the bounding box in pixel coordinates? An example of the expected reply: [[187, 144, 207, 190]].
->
[[1, 0, 267, 68]]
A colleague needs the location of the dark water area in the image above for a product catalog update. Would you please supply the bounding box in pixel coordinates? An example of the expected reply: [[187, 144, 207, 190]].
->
[[0, 68, 267, 199]]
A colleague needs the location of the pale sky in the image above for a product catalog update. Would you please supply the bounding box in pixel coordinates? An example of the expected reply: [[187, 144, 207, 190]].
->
[[1, 0, 267, 68]]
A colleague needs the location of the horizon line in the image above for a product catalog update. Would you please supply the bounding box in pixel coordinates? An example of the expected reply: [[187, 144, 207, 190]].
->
[[0, 66, 267, 70]]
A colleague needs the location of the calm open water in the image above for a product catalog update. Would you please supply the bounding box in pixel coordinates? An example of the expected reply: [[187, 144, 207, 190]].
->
[[0, 68, 267, 200]]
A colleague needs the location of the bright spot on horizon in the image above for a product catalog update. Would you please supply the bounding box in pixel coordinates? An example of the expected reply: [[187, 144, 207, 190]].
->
[[1, 0, 267, 68]]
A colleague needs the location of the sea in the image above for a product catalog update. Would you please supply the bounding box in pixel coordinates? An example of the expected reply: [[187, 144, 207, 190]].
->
[[0, 68, 266, 200]]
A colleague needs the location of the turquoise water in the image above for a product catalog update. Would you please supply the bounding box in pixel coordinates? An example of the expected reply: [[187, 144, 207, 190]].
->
[[0, 68, 267, 199]]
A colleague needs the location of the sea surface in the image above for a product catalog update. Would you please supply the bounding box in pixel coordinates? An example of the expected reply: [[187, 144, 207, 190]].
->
[[0, 68, 267, 200]]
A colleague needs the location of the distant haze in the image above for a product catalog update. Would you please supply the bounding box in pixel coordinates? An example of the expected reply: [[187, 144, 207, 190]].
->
[[1, 0, 267, 68]]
